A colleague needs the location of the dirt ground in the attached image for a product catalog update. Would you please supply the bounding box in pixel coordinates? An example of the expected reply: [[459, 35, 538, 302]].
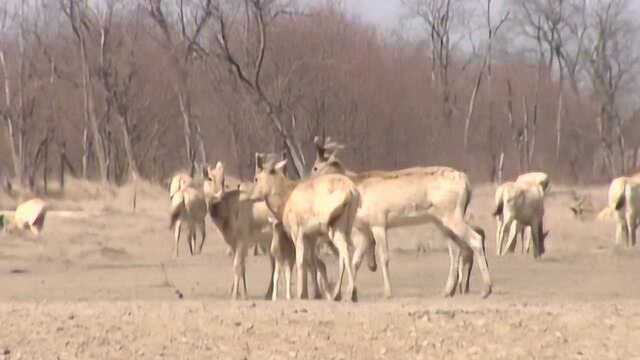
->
[[0, 180, 639, 359]]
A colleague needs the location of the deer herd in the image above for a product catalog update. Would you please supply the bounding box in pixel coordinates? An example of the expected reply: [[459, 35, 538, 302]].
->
[[165, 137, 640, 302], [2, 137, 637, 302]]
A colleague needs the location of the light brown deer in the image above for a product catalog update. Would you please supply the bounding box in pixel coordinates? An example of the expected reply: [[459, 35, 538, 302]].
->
[[311, 137, 492, 298], [203, 161, 332, 300], [169, 178, 207, 258], [239, 153, 361, 301]]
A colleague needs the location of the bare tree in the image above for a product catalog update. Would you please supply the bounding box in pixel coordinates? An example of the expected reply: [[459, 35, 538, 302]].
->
[[145, 0, 213, 176], [585, 0, 640, 176]]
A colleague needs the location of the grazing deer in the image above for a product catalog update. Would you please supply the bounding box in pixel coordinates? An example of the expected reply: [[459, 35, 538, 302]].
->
[[493, 181, 547, 258], [169, 176, 207, 258], [203, 162, 332, 300], [239, 153, 361, 301], [601, 175, 640, 247], [495, 172, 550, 255], [4, 198, 48, 236], [311, 137, 492, 299]]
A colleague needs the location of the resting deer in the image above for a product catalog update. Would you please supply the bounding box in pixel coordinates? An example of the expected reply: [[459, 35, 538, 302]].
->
[[601, 175, 640, 247], [493, 181, 547, 258], [169, 177, 207, 258], [311, 137, 492, 298], [203, 161, 332, 300], [4, 198, 48, 236], [239, 153, 361, 301], [495, 172, 550, 255]]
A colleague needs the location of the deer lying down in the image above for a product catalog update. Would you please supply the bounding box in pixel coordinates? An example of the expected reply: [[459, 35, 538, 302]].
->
[[493, 181, 547, 258], [203, 162, 333, 300], [311, 137, 491, 298], [169, 177, 207, 258], [4, 198, 48, 236], [240, 153, 361, 302], [601, 175, 640, 247]]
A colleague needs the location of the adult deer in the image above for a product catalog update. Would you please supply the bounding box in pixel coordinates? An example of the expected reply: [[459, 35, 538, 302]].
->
[[494, 172, 551, 255], [204, 161, 333, 300], [311, 137, 492, 298], [601, 174, 640, 247], [493, 181, 547, 258], [239, 153, 361, 301]]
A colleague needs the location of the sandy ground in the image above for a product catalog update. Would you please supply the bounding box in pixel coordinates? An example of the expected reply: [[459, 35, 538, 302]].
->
[[0, 181, 639, 359]]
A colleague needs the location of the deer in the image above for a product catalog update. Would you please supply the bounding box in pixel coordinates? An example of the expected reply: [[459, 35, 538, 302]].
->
[[494, 172, 550, 255], [203, 161, 335, 300], [4, 198, 48, 236], [266, 216, 296, 300], [493, 181, 547, 258], [239, 153, 362, 302], [169, 175, 207, 258], [168, 172, 192, 201], [599, 175, 640, 247], [311, 137, 492, 299]]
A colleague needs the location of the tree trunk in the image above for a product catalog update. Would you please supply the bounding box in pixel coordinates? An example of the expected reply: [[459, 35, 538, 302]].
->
[[115, 113, 139, 180]]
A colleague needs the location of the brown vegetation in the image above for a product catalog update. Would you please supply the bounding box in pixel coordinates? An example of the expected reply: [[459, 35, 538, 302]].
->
[[0, 1, 639, 192]]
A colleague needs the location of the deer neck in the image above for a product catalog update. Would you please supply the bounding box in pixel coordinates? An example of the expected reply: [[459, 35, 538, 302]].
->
[[265, 177, 297, 222]]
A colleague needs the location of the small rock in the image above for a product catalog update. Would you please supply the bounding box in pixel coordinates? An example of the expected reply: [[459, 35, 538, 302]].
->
[[380, 347, 387, 355], [2, 349, 10, 355]]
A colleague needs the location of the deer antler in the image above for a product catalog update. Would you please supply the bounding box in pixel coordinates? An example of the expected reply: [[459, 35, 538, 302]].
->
[[323, 137, 345, 154]]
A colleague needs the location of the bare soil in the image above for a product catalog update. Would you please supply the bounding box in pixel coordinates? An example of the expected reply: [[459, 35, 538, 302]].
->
[[0, 181, 639, 359]]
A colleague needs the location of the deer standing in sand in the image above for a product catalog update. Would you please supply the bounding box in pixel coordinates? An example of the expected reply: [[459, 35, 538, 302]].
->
[[311, 137, 492, 298]]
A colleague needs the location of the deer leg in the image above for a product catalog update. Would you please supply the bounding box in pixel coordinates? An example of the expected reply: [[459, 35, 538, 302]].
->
[[531, 220, 542, 258], [197, 220, 206, 254], [372, 225, 391, 298], [626, 211, 637, 247], [173, 219, 182, 259], [614, 209, 628, 247], [448, 218, 491, 298], [285, 260, 293, 300], [307, 240, 322, 300], [294, 232, 308, 300], [332, 230, 357, 302], [264, 253, 275, 300], [503, 221, 521, 255], [495, 215, 503, 256], [271, 259, 280, 301], [498, 217, 515, 256]]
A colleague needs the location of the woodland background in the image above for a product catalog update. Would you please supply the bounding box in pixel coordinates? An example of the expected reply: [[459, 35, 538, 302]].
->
[[1, 0, 639, 191]]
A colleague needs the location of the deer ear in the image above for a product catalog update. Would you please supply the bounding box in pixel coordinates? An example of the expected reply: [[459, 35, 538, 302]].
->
[[314, 136, 326, 160], [255, 153, 264, 171], [274, 159, 288, 174], [214, 161, 225, 187]]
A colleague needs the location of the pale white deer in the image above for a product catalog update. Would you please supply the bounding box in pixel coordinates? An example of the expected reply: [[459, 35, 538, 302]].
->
[[600, 174, 640, 247], [311, 137, 492, 298], [494, 172, 550, 255], [493, 181, 547, 258], [4, 198, 48, 236]]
